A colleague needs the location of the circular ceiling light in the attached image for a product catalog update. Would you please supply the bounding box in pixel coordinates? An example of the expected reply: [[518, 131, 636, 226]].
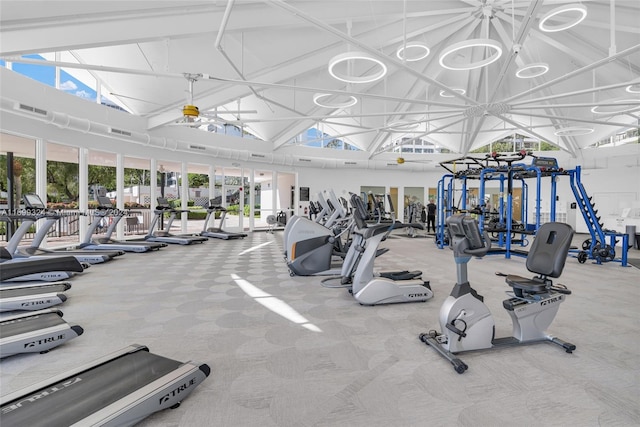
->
[[439, 88, 466, 97], [396, 42, 430, 62], [439, 39, 503, 71], [539, 4, 587, 32], [312, 93, 358, 109], [328, 51, 388, 84], [387, 120, 420, 132], [591, 99, 640, 115], [626, 84, 640, 94], [554, 126, 594, 136], [516, 63, 549, 78]]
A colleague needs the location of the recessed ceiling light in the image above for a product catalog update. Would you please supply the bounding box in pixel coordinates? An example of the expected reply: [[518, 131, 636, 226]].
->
[[554, 127, 594, 136], [516, 63, 549, 78], [312, 93, 358, 109], [439, 88, 466, 97], [439, 39, 502, 71], [328, 51, 387, 84], [396, 42, 430, 62], [626, 84, 640, 94], [539, 4, 587, 32], [591, 99, 640, 115]]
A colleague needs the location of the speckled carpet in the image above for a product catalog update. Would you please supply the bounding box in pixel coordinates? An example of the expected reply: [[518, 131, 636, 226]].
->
[[1, 230, 639, 426]]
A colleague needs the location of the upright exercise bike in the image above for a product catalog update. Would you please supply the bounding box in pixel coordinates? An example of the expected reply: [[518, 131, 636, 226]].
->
[[419, 213, 575, 374]]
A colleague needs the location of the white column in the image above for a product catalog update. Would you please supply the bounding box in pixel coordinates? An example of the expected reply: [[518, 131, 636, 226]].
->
[[79, 147, 89, 242], [35, 139, 47, 201], [248, 168, 255, 231], [238, 168, 245, 231], [116, 153, 124, 239], [208, 165, 215, 202], [150, 158, 157, 211], [35, 139, 47, 245], [181, 161, 188, 231], [272, 171, 278, 221]]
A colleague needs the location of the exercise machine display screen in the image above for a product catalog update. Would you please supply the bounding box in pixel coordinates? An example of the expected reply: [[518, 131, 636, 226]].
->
[[531, 157, 559, 169]]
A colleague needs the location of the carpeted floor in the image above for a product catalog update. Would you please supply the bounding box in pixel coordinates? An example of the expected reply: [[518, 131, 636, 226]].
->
[[1, 230, 639, 426]]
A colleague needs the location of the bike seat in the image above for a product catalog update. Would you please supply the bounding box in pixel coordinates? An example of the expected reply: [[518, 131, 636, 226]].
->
[[505, 275, 549, 297]]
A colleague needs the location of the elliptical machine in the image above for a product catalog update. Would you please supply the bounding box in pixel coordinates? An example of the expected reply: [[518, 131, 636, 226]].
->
[[347, 193, 432, 305], [419, 213, 575, 374], [284, 190, 351, 276]]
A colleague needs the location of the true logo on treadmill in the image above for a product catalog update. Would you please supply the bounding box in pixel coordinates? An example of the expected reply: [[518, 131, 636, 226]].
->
[[24, 334, 65, 348], [40, 274, 63, 279], [158, 378, 196, 405], [1, 377, 82, 414], [21, 299, 52, 306]]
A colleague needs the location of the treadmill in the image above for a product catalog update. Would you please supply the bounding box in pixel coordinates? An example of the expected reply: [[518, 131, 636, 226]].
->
[[201, 201, 247, 240], [0, 282, 71, 312], [0, 344, 211, 426], [1, 248, 87, 283], [10, 194, 123, 263], [144, 198, 208, 245], [78, 196, 166, 253], [0, 308, 83, 358]]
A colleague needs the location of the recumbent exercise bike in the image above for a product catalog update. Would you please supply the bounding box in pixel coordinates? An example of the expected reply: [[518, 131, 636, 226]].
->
[[419, 213, 576, 374]]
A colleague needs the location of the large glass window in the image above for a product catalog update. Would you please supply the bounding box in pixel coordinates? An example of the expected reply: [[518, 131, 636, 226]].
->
[[12, 54, 55, 87], [46, 142, 80, 244], [1, 134, 36, 244]]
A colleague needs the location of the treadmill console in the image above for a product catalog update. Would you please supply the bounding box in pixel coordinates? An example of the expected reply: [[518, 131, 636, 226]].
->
[[23, 194, 46, 209], [97, 196, 114, 208], [157, 197, 171, 207]]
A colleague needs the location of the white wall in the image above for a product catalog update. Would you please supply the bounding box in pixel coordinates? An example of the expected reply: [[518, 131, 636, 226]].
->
[[296, 166, 444, 207], [295, 146, 640, 235]]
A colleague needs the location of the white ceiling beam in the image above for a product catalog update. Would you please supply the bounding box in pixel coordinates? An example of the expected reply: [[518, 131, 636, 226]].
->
[[502, 42, 640, 103], [266, 0, 482, 106]]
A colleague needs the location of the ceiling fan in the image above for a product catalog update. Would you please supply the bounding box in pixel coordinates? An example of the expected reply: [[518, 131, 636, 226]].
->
[[168, 73, 257, 128], [396, 156, 434, 166]]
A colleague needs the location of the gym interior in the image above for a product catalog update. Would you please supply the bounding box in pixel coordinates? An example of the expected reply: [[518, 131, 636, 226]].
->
[[1, 1, 639, 426]]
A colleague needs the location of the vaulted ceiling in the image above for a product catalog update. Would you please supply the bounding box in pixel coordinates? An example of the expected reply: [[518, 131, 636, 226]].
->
[[1, 0, 639, 160]]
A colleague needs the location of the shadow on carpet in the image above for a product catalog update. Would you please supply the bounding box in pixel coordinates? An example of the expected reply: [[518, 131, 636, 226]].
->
[[627, 258, 640, 269]]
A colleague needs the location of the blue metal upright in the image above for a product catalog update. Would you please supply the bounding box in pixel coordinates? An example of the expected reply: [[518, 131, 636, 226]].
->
[[567, 166, 628, 266], [436, 174, 453, 248]]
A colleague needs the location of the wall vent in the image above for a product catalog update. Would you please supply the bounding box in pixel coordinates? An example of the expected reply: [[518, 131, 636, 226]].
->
[[189, 144, 206, 151], [109, 127, 132, 137], [251, 153, 266, 158], [18, 103, 47, 116]]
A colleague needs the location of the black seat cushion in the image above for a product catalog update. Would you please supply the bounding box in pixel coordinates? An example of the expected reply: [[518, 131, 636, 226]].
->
[[506, 274, 548, 296]]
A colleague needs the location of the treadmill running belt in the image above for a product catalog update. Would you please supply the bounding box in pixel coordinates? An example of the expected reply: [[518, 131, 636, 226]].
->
[[0, 284, 70, 298], [1, 351, 182, 427], [0, 312, 66, 338]]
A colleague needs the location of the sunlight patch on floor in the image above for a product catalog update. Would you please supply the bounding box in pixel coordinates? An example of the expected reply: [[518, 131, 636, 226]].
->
[[231, 273, 322, 332]]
